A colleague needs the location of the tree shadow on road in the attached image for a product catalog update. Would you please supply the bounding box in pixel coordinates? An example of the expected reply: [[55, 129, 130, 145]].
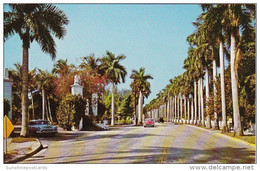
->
[[37, 132, 90, 142], [26, 146, 255, 164]]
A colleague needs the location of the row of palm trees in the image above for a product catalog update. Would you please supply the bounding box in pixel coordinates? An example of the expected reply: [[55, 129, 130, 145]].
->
[[4, 4, 155, 136], [145, 4, 255, 136]]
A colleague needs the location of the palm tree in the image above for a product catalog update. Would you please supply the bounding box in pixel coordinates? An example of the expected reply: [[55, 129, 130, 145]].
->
[[222, 4, 253, 136], [4, 4, 69, 137], [184, 46, 202, 125], [182, 71, 193, 124], [201, 5, 227, 130], [130, 67, 153, 124], [100, 51, 127, 126], [35, 69, 55, 122], [79, 55, 101, 76], [28, 69, 36, 120], [199, 77, 205, 127], [52, 59, 74, 76]]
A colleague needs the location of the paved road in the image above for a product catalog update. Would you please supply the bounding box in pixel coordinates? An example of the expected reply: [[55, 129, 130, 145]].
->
[[20, 123, 255, 164]]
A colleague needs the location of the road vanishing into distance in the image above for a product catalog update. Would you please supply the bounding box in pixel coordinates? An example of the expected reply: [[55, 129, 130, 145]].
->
[[20, 123, 255, 164]]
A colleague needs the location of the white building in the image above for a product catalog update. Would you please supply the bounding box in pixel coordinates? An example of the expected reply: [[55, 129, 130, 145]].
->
[[4, 68, 13, 121]]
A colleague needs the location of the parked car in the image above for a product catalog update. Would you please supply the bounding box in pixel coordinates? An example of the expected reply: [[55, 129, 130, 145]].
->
[[29, 120, 58, 136], [144, 118, 155, 127], [158, 117, 164, 123]]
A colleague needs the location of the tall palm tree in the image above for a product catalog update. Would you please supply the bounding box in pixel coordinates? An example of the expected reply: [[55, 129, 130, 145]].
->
[[130, 67, 153, 124], [222, 4, 253, 136], [170, 75, 181, 123], [100, 51, 127, 126], [179, 72, 192, 124], [184, 46, 202, 125], [201, 5, 227, 130], [4, 4, 69, 136]]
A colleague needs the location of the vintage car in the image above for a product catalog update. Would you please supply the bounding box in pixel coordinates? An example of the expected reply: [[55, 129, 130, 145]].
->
[[29, 120, 58, 136], [144, 118, 155, 127]]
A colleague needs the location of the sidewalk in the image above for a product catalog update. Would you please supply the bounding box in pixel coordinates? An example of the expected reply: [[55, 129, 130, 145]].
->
[[4, 137, 43, 164]]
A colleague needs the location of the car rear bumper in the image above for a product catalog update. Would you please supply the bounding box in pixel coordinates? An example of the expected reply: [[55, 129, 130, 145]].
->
[[144, 124, 154, 127]]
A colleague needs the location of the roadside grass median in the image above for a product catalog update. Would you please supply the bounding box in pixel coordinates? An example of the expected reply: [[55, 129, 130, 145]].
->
[[11, 137, 37, 143], [221, 132, 255, 145], [192, 124, 255, 145]]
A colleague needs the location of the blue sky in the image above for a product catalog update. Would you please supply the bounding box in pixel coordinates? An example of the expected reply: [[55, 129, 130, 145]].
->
[[3, 4, 202, 104]]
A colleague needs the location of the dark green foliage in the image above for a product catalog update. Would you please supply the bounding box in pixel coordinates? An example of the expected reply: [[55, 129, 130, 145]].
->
[[56, 94, 86, 130], [99, 89, 134, 121], [29, 92, 42, 120], [8, 66, 22, 123], [96, 101, 106, 121], [118, 94, 134, 120], [206, 64, 255, 130], [224, 67, 233, 120], [238, 26, 256, 130], [101, 92, 112, 120], [206, 66, 234, 122], [4, 98, 10, 116], [81, 116, 104, 131]]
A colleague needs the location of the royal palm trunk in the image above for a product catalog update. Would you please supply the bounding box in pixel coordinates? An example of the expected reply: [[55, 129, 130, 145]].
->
[[42, 89, 45, 120], [138, 90, 143, 124], [20, 47, 29, 137], [194, 81, 197, 125], [205, 67, 211, 128], [184, 96, 186, 123], [187, 97, 190, 124], [47, 96, 53, 123], [31, 91, 35, 120], [191, 97, 194, 124], [200, 78, 205, 127], [219, 41, 228, 132], [198, 78, 201, 125], [180, 95, 183, 123], [111, 83, 115, 126], [177, 95, 180, 122], [174, 95, 177, 122], [213, 59, 219, 129], [230, 35, 242, 136], [45, 97, 50, 122], [167, 100, 170, 122]]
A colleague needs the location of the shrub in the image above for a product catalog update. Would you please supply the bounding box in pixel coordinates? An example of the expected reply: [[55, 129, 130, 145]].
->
[[4, 98, 10, 116], [56, 94, 86, 130]]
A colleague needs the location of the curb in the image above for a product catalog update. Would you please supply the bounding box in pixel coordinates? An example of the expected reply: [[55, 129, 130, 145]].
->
[[5, 139, 43, 164], [186, 125, 256, 147]]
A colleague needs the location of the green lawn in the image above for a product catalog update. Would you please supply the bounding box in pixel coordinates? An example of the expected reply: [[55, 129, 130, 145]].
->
[[194, 125, 256, 145]]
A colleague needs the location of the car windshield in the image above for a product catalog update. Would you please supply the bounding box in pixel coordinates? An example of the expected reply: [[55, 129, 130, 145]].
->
[[35, 121, 49, 125], [145, 119, 153, 121]]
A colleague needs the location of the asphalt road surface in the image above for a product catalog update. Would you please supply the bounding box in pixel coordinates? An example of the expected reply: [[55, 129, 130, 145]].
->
[[20, 123, 255, 164]]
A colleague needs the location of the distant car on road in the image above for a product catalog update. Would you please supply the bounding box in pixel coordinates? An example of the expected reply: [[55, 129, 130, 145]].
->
[[144, 118, 155, 127], [158, 117, 164, 123], [29, 120, 58, 136]]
